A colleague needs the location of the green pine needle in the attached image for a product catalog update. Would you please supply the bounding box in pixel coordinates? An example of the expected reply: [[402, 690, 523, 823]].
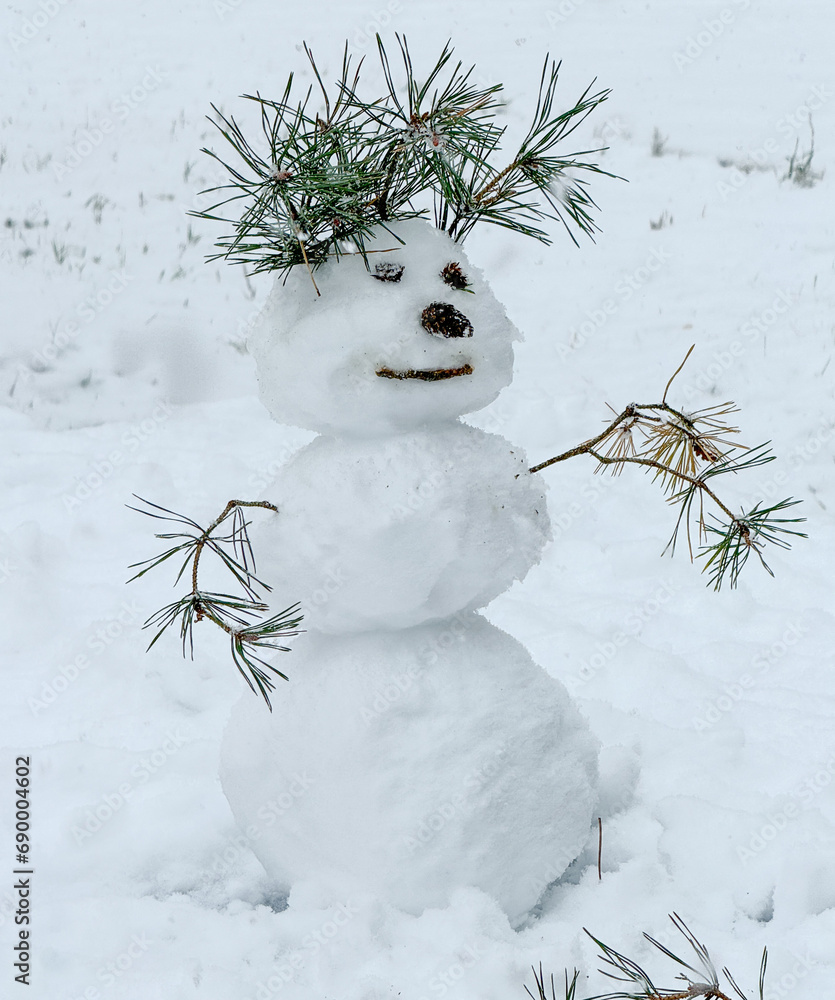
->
[[230, 603, 304, 710], [573, 914, 768, 1000], [191, 35, 617, 278], [530, 346, 807, 591], [526, 964, 582, 1000], [698, 498, 807, 590], [128, 495, 304, 708]]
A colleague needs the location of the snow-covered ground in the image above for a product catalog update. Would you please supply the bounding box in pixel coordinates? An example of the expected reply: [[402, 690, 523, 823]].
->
[[2, 1, 834, 997]]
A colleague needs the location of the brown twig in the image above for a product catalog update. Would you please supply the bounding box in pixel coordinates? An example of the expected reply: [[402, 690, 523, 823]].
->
[[584, 449, 737, 523], [597, 817, 602, 881], [528, 398, 716, 476], [191, 500, 279, 619], [376, 364, 473, 381], [527, 392, 756, 571], [296, 233, 321, 295], [528, 393, 739, 522], [662, 343, 695, 404], [528, 403, 644, 474], [474, 158, 519, 203]]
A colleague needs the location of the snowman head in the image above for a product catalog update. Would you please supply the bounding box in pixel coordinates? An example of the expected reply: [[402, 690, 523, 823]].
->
[[201, 40, 612, 435], [248, 219, 519, 435]]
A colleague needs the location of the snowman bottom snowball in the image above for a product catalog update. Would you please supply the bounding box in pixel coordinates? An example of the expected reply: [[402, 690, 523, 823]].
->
[[220, 614, 599, 922]]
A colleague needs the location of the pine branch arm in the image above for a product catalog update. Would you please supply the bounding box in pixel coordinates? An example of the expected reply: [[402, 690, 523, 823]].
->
[[528, 404, 643, 474], [129, 496, 301, 709], [527, 402, 739, 525], [584, 450, 737, 524], [524, 395, 806, 588], [191, 499, 279, 600]]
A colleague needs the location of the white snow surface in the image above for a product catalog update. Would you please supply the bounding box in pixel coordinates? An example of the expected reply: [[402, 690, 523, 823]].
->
[[249, 220, 518, 436], [251, 424, 550, 632], [221, 615, 598, 922], [2, 3, 835, 998]]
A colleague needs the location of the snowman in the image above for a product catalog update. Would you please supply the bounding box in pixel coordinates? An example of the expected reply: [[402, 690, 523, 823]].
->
[[218, 218, 599, 922], [115, 38, 627, 924], [133, 37, 802, 932]]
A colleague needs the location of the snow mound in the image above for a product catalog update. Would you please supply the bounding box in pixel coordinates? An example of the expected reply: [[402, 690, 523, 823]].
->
[[220, 614, 599, 923], [252, 424, 551, 632]]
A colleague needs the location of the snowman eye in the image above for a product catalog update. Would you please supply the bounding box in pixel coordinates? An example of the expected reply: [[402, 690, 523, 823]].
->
[[372, 262, 405, 283], [441, 262, 470, 290]]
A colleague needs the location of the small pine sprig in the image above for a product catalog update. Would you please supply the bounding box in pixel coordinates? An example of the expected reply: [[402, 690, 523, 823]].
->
[[345, 35, 507, 231], [525, 914, 768, 1000], [450, 57, 615, 245], [191, 35, 617, 281], [640, 401, 741, 492], [127, 496, 303, 709], [194, 43, 399, 287], [529, 346, 806, 589], [526, 964, 582, 1000], [349, 36, 618, 245], [583, 913, 767, 1000], [697, 495, 806, 591]]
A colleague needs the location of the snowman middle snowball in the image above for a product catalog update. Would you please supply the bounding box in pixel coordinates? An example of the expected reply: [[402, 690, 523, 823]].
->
[[221, 219, 599, 921]]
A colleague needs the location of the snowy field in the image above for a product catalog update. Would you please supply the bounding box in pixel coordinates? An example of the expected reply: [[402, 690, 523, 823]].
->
[[2, 1, 834, 997]]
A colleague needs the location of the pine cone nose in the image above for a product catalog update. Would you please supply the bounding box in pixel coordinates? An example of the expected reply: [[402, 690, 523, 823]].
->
[[420, 302, 473, 338]]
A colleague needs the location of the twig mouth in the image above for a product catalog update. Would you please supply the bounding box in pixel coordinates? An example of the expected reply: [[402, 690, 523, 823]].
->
[[376, 364, 474, 381]]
